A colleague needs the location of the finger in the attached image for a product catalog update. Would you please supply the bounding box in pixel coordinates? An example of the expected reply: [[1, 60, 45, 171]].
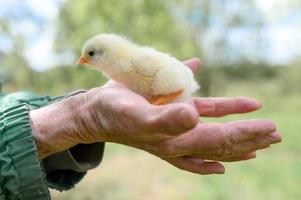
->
[[225, 119, 277, 141], [190, 152, 257, 162], [219, 152, 257, 162], [164, 156, 225, 175], [196, 119, 276, 147], [188, 97, 261, 117], [236, 131, 281, 153], [269, 131, 282, 144], [146, 103, 199, 135], [206, 131, 281, 160], [183, 58, 201, 74], [166, 120, 277, 156]]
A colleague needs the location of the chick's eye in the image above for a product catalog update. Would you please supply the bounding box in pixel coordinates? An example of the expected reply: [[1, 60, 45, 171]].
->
[[88, 51, 94, 56]]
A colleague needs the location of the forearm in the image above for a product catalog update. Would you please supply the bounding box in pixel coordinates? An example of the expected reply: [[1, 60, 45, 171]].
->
[[29, 91, 108, 159], [29, 99, 80, 159], [0, 91, 106, 194], [29, 97, 106, 190]]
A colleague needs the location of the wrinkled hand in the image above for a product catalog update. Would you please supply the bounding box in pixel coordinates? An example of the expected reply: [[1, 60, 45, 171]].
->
[[30, 58, 281, 174]]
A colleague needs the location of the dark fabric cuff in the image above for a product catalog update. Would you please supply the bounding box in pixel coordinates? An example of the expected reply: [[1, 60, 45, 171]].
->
[[42, 89, 105, 191], [43, 143, 105, 191], [44, 143, 104, 173], [0, 104, 50, 200]]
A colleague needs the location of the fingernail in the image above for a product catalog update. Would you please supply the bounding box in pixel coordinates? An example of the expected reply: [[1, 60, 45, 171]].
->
[[239, 97, 262, 110], [270, 132, 282, 144]]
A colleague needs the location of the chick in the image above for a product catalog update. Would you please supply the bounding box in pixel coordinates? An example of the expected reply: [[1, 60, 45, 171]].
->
[[78, 33, 199, 105]]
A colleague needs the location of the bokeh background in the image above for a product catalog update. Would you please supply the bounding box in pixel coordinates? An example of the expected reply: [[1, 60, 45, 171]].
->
[[1, 0, 301, 199]]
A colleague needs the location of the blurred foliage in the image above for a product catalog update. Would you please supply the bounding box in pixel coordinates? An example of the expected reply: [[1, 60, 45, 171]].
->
[[1, 1, 301, 199], [278, 65, 301, 95], [55, 0, 196, 58], [2, 0, 298, 97]]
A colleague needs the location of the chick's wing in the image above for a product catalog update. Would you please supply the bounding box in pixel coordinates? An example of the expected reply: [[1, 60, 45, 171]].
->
[[130, 48, 166, 77]]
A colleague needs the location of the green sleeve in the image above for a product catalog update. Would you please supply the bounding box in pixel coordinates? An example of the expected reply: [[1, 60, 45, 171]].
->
[[0, 91, 105, 199], [0, 103, 50, 200]]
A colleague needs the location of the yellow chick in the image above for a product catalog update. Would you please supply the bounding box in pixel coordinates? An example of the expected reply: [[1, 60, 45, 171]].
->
[[78, 33, 199, 105]]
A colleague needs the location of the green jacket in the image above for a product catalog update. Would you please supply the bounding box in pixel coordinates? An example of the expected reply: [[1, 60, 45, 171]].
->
[[0, 91, 105, 200]]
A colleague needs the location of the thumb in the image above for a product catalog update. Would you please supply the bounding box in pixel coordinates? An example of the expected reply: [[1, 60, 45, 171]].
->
[[164, 156, 225, 175], [146, 103, 199, 135], [183, 58, 201, 74]]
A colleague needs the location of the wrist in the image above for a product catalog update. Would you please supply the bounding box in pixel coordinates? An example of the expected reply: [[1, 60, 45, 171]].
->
[[29, 100, 79, 159], [67, 88, 113, 143]]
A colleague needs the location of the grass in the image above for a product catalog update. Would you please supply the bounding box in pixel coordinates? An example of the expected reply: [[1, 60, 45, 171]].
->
[[51, 80, 301, 200]]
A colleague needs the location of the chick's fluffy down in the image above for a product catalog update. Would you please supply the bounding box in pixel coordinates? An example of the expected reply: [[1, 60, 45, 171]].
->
[[80, 33, 200, 103], [152, 58, 199, 102], [132, 47, 199, 102]]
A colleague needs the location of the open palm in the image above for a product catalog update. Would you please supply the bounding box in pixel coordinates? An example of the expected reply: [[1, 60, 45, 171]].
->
[[73, 58, 281, 174]]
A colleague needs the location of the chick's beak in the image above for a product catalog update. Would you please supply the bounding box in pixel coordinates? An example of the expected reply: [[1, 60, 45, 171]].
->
[[77, 56, 89, 64]]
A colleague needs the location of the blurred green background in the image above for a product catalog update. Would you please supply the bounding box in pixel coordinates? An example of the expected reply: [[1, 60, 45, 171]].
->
[[1, 0, 301, 199]]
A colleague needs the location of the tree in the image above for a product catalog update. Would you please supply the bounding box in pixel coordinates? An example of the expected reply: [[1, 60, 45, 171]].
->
[[55, 0, 196, 59], [168, 0, 267, 95]]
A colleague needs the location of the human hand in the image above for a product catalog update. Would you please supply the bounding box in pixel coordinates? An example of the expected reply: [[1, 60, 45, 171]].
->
[[30, 58, 281, 174]]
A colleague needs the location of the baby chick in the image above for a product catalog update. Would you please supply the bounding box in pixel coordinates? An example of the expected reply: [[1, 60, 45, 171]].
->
[[78, 33, 199, 105]]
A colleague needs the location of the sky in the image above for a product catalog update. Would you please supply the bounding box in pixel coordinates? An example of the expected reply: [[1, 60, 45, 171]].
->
[[256, 0, 301, 65], [0, 0, 64, 71], [0, 0, 300, 71]]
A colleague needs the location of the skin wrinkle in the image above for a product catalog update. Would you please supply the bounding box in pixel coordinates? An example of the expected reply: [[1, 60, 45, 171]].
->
[[98, 95, 142, 140], [221, 124, 239, 157], [61, 94, 99, 145], [63, 96, 91, 143], [88, 105, 104, 137], [211, 99, 218, 117], [191, 97, 261, 117], [192, 98, 217, 117], [85, 92, 109, 140], [81, 87, 122, 141], [77, 110, 94, 143], [199, 123, 276, 159], [30, 100, 80, 158], [234, 121, 253, 139], [163, 122, 255, 160], [245, 135, 272, 150]]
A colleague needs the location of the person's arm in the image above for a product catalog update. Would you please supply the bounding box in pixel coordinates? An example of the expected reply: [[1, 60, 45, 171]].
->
[[0, 91, 105, 200], [0, 93, 50, 200], [41, 90, 105, 191], [30, 58, 281, 175]]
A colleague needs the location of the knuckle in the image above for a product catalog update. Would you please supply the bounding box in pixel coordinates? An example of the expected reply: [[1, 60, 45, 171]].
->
[[158, 143, 178, 158], [213, 124, 229, 145], [145, 110, 170, 132], [145, 115, 161, 129], [116, 101, 136, 114], [218, 129, 239, 158]]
